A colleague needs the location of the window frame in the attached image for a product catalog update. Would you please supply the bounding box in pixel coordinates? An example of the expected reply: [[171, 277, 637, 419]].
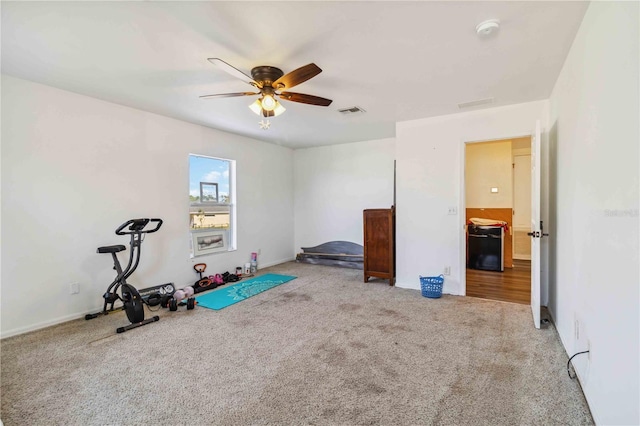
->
[[189, 154, 236, 256]]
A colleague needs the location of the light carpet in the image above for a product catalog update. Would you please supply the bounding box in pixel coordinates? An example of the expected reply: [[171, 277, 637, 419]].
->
[[0, 262, 592, 425]]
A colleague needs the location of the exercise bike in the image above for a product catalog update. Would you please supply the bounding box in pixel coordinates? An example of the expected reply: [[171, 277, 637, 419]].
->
[[86, 218, 173, 333]]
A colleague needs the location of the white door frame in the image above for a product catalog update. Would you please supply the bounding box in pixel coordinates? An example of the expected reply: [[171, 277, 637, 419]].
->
[[512, 154, 532, 260], [459, 133, 533, 297], [530, 120, 542, 328]]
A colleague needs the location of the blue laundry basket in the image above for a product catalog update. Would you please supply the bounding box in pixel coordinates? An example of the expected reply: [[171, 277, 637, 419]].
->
[[420, 275, 445, 298]]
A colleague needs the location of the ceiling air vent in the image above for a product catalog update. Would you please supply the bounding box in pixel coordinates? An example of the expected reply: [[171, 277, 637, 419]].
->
[[338, 106, 366, 115], [457, 97, 494, 109]]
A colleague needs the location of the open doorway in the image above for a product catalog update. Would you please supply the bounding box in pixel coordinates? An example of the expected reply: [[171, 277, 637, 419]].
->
[[464, 137, 532, 304]]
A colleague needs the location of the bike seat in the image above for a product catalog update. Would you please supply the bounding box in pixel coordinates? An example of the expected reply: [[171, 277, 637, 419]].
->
[[97, 245, 126, 254]]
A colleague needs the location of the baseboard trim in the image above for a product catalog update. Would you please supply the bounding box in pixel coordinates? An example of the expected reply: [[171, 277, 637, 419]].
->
[[1, 307, 101, 340], [513, 255, 531, 260], [546, 307, 598, 424], [259, 257, 296, 269]]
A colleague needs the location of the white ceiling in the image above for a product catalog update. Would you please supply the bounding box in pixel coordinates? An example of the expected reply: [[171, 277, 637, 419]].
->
[[1, 1, 589, 149]]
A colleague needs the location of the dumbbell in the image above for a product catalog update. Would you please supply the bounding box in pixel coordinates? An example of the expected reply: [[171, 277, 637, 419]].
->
[[165, 286, 196, 311]]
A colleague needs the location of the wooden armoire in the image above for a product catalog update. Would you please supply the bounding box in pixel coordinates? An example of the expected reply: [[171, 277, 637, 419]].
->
[[363, 206, 395, 286]]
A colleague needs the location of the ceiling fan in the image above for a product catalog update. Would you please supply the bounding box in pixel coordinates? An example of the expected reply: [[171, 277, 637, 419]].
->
[[201, 58, 333, 117]]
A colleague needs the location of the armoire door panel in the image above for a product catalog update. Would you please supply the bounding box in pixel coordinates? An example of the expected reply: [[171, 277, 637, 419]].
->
[[363, 207, 395, 286]]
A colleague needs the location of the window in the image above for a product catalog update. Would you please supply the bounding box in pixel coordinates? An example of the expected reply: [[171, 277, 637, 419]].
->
[[189, 154, 236, 256]]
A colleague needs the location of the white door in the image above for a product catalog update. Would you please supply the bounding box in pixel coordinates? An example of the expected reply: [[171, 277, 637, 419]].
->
[[530, 120, 542, 329]]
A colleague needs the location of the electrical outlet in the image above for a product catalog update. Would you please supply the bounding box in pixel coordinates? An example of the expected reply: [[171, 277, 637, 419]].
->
[[70, 283, 80, 295], [447, 206, 457, 215], [574, 319, 580, 340], [443, 266, 451, 275]]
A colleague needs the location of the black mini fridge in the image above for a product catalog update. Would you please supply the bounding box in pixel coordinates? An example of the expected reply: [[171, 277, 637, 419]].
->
[[467, 225, 504, 272]]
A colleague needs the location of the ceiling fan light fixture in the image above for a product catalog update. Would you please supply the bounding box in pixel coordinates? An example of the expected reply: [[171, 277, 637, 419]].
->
[[249, 99, 263, 116], [261, 94, 277, 111], [273, 101, 286, 117], [249, 97, 286, 117], [207, 59, 329, 120]]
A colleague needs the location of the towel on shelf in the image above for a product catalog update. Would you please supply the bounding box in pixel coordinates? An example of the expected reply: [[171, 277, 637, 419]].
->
[[468, 217, 510, 234]]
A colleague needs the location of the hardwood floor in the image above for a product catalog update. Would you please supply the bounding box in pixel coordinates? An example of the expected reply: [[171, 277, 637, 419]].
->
[[466, 259, 531, 304]]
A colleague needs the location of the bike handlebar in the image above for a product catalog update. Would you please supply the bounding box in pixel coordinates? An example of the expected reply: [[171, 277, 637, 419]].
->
[[115, 218, 163, 235]]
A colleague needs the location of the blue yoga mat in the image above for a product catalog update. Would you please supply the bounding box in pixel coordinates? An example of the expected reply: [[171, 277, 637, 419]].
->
[[195, 273, 297, 310]]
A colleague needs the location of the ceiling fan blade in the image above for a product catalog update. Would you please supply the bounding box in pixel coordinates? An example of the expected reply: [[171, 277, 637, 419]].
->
[[272, 63, 322, 90], [200, 92, 259, 99], [278, 92, 333, 107], [207, 58, 260, 88]]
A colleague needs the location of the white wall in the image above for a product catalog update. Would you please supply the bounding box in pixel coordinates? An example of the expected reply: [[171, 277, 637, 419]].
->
[[1, 75, 294, 337], [465, 140, 513, 208], [293, 138, 395, 251], [548, 2, 639, 424], [395, 101, 548, 296]]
